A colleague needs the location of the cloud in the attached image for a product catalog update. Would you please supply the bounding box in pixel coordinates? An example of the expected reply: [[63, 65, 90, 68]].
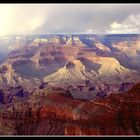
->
[[35, 4, 140, 34], [110, 22, 122, 29], [106, 14, 140, 34], [0, 5, 49, 35], [1, 4, 140, 35]]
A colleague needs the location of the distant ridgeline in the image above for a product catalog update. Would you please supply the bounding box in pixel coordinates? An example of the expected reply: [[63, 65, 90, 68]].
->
[[0, 34, 139, 100]]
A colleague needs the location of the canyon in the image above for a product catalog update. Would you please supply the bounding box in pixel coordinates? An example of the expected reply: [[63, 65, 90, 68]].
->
[[0, 34, 140, 135], [0, 83, 140, 135]]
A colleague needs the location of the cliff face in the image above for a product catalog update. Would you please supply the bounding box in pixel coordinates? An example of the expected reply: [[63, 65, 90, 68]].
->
[[0, 34, 140, 97], [0, 83, 140, 135], [0, 34, 140, 135], [40, 83, 140, 135]]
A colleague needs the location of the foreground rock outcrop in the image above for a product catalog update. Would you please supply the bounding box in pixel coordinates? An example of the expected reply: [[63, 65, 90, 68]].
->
[[0, 83, 140, 135]]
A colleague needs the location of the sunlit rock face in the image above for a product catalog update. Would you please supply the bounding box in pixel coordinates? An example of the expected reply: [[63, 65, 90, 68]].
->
[[0, 34, 140, 100], [62, 36, 86, 47]]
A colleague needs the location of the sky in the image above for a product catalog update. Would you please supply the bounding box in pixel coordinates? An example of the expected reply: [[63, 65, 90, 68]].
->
[[0, 4, 140, 35]]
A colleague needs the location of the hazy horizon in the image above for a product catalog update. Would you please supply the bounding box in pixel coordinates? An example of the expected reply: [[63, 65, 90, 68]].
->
[[1, 33, 140, 36]]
